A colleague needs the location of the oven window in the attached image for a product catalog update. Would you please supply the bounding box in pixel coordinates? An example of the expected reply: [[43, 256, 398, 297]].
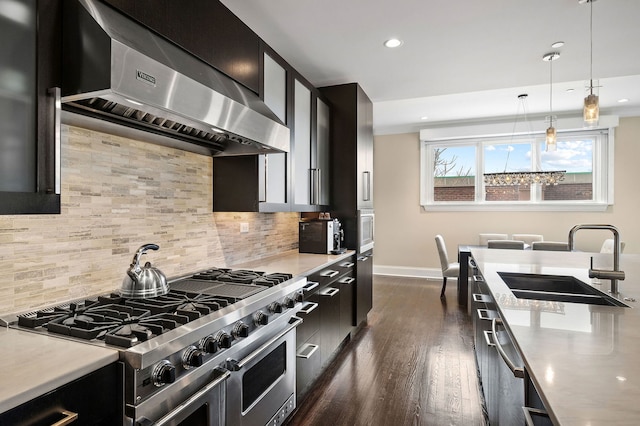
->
[[178, 404, 208, 426], [242, 342, 286, 411]]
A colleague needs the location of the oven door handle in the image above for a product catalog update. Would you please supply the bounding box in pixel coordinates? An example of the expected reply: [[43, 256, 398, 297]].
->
[[151, 369, 231, 426], [226, 316, 303, 371]]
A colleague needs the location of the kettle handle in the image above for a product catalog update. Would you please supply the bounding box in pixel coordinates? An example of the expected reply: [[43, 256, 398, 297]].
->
[[130, 243, 160, 269]]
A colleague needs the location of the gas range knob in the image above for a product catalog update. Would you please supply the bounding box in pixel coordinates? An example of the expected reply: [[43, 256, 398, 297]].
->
[[294, 291, 304, 303], [152, 360, 176, 387], [269, 301, 283, 314], [216, 331, 233, 349], [284, 296, 296, 309], [200, 335, 218, 354], [232, 322, 250, 338], [254, 311, 269, 326], [182, 345, 204, 369]]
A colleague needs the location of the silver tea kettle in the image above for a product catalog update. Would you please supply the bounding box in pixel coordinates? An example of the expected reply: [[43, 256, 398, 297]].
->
[[121, 243, 169, 299]]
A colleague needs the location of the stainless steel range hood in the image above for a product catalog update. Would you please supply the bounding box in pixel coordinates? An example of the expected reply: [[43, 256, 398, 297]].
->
[[61, 0, 289, 156]]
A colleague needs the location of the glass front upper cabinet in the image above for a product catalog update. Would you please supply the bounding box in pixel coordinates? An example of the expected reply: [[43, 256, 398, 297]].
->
[[0, 0, 60, 214]]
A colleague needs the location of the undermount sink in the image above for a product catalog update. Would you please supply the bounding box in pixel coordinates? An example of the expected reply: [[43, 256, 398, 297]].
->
[[498, 272, 630, 308]]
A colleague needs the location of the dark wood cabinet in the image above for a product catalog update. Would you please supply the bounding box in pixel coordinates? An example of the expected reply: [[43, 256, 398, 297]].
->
[[1, 0, 61, 215], [103, 0, 261, 92], [0, 362, 122, 425], [212, 155, 288, 212], [356, 250, 373, 326], [320, 83, 374, 213]]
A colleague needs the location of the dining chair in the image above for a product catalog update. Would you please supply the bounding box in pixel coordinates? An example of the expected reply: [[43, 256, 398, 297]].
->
[[511, 234, 543, 245], [435, 235, 460, 298], [479, 233, 508, 246], [600, 239, 626, 253], [487, 240, 525, 250], [531, 241, 569, 251]]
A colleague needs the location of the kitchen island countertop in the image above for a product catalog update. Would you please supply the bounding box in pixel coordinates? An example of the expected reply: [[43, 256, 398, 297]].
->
[[471, 248, 640, 425], [0, 326, 119, 414]]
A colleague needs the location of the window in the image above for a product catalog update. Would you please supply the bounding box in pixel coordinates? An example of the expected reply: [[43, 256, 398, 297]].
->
[[421, 128, 613, 211]]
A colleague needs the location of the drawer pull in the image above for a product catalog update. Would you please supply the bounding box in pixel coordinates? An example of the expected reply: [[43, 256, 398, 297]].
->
[[51, 411, 78, 426], [523, 407, 550, 426], [339, 277, 355, 285], [340, 262, 355, 268], [303, 281, 319, 292], [298, 302, 318, 315], [320, 270, 339, 278], [320, 287, 339, 297], [472, 293, 491, 303], [477, 309, 494, 321], [296, 343, 319, 359], [472, 275, 485, 282], [483, 330, 496, 347]]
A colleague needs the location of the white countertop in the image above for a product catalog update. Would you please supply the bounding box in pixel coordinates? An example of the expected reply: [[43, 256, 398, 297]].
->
[[0, 326, 119, 413], [471, 248, 640, 425], [230, 249, 356, 276]]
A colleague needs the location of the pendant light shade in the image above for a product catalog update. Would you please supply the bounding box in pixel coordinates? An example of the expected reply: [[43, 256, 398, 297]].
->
[[582, 0, 599, 127], [584, 91, 599, 126]]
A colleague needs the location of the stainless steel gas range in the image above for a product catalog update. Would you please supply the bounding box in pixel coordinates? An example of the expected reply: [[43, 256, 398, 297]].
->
[[5, 268, 307, 426]]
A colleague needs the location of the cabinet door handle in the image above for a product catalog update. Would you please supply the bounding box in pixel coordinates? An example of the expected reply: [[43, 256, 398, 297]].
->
[[259, 155, 267, 202], [51, 410, 78, 426], [320, 270, 339, 278], [363, 171, 371, 201], [298, 302, 318, 315], [296, 343, 319, 359], [48, 87, 61, 195], [310, 168, 321, 205], [492, 318, 525, 379]]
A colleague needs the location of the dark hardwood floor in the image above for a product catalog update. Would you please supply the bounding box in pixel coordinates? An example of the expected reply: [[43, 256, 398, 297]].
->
[[287, 275, 486, 426]]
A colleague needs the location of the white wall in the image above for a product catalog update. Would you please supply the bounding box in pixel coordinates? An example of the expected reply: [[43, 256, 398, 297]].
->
[[373, 116, 640, 277]]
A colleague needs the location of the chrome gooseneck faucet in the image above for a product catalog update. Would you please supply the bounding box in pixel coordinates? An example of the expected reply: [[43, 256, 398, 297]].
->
[[568, 224, 625, 294]]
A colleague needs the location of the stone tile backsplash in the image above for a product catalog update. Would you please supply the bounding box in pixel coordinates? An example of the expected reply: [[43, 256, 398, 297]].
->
[[0, 125, 299, 315]]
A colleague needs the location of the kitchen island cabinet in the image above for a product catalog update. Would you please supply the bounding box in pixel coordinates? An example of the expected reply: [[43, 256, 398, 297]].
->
[[471, 248, 640, 425]]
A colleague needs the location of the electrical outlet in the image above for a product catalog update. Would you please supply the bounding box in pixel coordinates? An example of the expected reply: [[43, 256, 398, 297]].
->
[[240, 222, 249, 233]]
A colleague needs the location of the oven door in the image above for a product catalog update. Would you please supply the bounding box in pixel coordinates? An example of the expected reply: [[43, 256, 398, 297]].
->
[[225, 316, 302, 426], [133, 368, 229, 426]]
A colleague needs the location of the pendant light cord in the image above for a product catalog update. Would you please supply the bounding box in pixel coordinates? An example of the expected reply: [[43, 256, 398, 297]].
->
[[589, 0, 594, 94]]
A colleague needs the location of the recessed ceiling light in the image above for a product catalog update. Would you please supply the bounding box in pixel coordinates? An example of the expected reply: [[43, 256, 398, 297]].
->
[[551, 41, 565, 48], [618, 98, 630, 103], [566, 88, 575, 93], [420, 116, 429, 120], [384, 38, 403, 48]]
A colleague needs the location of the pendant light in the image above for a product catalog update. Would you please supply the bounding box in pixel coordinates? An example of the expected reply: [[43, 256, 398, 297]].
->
[[581, 0, 599, 127], [542, 52, 560, 152]]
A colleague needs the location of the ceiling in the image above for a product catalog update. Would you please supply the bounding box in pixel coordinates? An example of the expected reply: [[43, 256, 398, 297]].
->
[[220, 0, 640, 135]]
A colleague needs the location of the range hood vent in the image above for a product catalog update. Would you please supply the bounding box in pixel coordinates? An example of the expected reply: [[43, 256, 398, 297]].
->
[[62, 0, 289, 156]]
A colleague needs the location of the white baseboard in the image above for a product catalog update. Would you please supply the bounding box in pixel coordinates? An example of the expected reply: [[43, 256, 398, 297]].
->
[[373, 265, 443, 279]]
